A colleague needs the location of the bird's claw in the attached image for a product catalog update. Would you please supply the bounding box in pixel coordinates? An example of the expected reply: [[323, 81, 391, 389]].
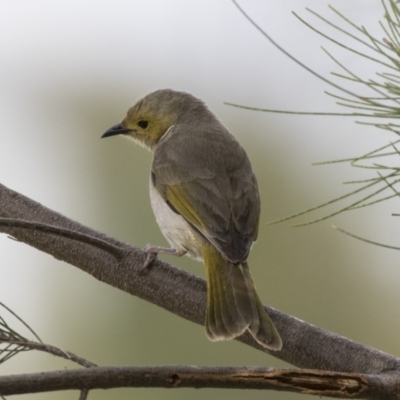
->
[[140, 244, 158, 272]]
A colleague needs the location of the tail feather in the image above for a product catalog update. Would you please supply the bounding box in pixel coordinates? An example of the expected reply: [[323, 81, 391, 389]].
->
[[206, 264, 232, 338], [205, 251, 246, 339], [243, 262, 283, 350], [203, 243, 282, 350]]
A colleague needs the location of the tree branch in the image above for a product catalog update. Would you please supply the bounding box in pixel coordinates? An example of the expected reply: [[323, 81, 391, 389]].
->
[[1, 339, 96, 368], [0, 366, 397, 398], [0, 182, 399, 376]]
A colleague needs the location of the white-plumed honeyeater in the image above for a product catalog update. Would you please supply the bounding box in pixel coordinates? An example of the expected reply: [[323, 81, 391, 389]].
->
[[102, 89, 282, 350]]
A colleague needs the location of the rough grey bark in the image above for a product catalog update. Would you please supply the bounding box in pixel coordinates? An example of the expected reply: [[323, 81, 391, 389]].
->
[[1, 182, 400, 399], [0, 366, 397, 398]]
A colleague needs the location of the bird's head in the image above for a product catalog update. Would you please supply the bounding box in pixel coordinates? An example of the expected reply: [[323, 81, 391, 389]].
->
[[102, 89, 201, 150]]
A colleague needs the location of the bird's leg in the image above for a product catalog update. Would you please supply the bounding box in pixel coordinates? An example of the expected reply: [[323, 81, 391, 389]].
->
[[142, 244, 187, 269]]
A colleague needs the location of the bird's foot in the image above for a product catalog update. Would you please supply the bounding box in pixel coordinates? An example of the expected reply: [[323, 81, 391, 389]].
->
[[141, 245, 187, 270]]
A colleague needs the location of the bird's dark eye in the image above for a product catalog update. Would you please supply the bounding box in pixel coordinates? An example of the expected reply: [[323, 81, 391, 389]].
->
[[138, 120, 148, 129]]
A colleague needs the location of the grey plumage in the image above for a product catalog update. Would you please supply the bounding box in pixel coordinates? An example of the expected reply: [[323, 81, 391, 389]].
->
[[102, 89, 282, 350]]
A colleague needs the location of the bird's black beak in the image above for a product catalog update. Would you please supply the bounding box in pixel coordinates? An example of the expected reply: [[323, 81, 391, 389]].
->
[[101, 123, 132, 138]]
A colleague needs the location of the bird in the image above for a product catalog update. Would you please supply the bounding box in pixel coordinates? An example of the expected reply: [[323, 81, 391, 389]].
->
[[102, 89, 282, 350]]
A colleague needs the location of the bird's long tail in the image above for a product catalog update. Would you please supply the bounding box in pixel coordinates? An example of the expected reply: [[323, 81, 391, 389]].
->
[[202, 243, 282, 350]]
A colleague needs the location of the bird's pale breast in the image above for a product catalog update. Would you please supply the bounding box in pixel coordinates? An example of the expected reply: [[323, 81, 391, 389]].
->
[[149, 177, 204, 261]]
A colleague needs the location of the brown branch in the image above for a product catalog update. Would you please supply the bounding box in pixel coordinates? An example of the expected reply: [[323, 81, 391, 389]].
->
[[0, 366, 397, 398], [79, 389, 89, 400], [1, 182, 400, 382]]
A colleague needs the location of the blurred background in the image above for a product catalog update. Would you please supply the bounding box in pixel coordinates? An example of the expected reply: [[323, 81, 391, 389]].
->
[[1, 1, 399, 399]]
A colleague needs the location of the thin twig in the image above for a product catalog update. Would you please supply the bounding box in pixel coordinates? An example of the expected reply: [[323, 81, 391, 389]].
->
[[2, 339, 96, 368]]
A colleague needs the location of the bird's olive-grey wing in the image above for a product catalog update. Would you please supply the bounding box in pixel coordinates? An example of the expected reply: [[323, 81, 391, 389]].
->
[[152, 161, 260, 264]]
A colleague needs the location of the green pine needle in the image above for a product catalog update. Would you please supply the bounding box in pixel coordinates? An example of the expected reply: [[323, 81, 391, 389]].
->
[[232, 0, 400, 235]]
